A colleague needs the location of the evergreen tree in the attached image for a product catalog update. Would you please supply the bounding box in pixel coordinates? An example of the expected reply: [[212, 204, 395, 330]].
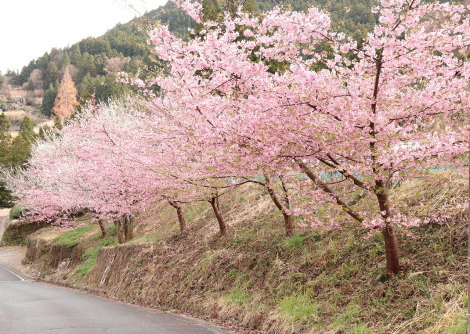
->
[[61, 52, 71, 68], [0, 100, 7, 112], [0, 113, 11, 142], [18, 116, 35, 143], [17, 60, 36, 86], [53, 116, 63, 130], [70, 44, 82, 66], [77, 52, 97, 82], [9, 135, 30, 167], [43, 62, 59, 90], [35, 52, 50, 71], [124, 57, 139, 75], [38, 124, 52, 140], [0, 114, 14, 207], [41, 84, 58, 117], [0, 71, 4, 89], [27, 79, 35, 91]]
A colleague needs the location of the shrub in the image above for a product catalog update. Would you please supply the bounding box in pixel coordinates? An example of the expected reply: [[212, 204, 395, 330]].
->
[[9, 204, 24, 220]]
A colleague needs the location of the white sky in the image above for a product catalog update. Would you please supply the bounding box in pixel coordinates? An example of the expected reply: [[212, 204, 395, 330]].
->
[[0, 0, 168, 74]]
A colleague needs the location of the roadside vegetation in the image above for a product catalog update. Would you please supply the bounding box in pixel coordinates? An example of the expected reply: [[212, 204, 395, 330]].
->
[[24, 169, 468, 333]]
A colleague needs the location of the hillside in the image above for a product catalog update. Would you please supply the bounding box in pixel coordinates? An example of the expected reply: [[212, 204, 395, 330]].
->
[[2, 0, 467, 114], [14, 168, 468, 334], [0, 0, 381, 112]]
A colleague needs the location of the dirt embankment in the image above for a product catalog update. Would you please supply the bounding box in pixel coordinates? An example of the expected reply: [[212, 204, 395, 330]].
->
[[22, 174, 469, 334], [2, 220, 48, 246], [25, 237, 84, 271]]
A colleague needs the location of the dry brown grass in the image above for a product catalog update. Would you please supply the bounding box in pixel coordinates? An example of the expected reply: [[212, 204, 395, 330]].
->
[[25, 170, 468, 334]]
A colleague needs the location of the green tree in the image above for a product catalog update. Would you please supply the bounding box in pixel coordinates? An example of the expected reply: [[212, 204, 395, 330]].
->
[[0, 113, 11, 142], [53, 116, 63, 130], [43, 62, 59, 90], [9, 135, 30, 167], [70, 44, 82, 66], [77, 52, 97, 82], [61, 52, 71, 68], [95, 75, 126, 102], [18, 117, 35, 143], [35, 52, 50, 71], [0, 100, 7, 112], [0, 114, 14, 207], [41, 84, 58, 117], [27, 79, 35, 91], [38, 124, 52, 140], [124, 56, 139, 75]]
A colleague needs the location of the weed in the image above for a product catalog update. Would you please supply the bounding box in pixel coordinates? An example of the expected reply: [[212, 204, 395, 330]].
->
[[225, 288, 250, 305], [53, 225, 95, 247], [284, 235, 304, 250], [107, 224, 117, 236], [227, 268, 238, 278], [75, 238, 117, 276], [333, 304, 362, 328], [351, 323, 371, 334], [446, 317, 467, 334], [279, 294, 318, 324]]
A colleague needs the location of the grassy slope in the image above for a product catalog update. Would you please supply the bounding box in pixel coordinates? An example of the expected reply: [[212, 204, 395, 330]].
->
[[27, 170, 468, 334]]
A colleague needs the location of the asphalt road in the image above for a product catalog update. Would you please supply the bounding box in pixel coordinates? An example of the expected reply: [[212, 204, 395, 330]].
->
[[0, 264, 230, 334]]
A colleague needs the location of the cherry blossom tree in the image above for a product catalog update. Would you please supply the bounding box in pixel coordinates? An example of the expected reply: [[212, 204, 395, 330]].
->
[[139, 0, 469, 274], [2, 0, 468, 275]]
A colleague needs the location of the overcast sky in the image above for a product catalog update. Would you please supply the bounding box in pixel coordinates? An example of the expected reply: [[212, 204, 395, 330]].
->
[[0, 0, 168, 74]]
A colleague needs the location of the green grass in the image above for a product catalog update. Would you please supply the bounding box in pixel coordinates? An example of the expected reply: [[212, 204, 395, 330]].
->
[[279, 294, 319, 324], [284, 235, 304, 249], [225, 288, 250, 305], [446, 317, 467, 334], [332, 304, 362, 328], [350, 323, 372, 334], [75, 239, 117, 276], [53, 225, 95, 247], [107, 224, 117, 236]]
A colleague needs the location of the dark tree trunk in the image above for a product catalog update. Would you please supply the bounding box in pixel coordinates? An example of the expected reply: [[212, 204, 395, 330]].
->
[[210, 196, 227, 236], [280, 177, 294, 237], [114, 219, 125, 244], [122, 214, 134, 242], [375, 179, 400, 275], [298, 159, 400, 274], [169, 201, 186, 232], [98, 219, 106, 238], [264, 175, 294, 237], [382, 225, 400, 275]]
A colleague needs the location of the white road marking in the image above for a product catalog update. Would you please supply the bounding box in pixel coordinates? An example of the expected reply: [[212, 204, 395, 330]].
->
[[0, 264, 25, 281]]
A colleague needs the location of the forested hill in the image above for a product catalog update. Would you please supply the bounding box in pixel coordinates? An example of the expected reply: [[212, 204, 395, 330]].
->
[[2, 0, 463, 115]]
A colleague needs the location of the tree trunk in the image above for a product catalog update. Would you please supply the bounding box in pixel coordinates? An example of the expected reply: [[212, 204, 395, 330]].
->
[[264, 174, 294, 237], [280, 177, 294, 237], [169, 201, 187, 232], [382, 225, 400, 275], [98, 219, 106, 238], [122, 214, 134, 242], [375, 179, 400, 275], [210, 196, 227, 236], [114, 219, 125, 244], [284, 214, 294, 237]]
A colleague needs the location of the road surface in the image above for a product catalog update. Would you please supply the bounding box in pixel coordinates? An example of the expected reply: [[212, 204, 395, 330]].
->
[[0, 259, 230, 333]]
